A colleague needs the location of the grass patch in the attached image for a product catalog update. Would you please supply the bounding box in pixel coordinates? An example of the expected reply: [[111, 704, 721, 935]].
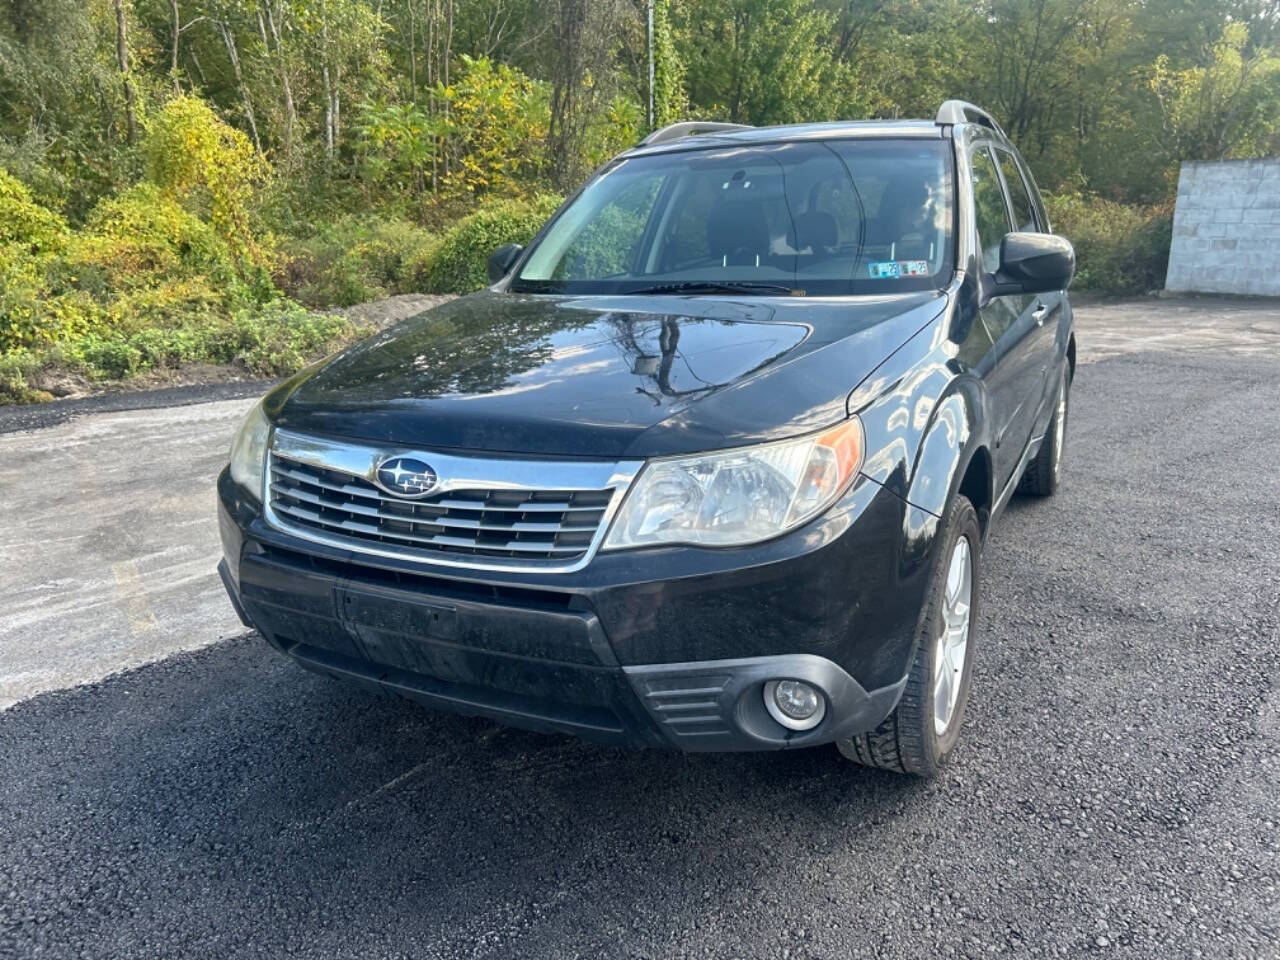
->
[[0, 301, 361, 405]]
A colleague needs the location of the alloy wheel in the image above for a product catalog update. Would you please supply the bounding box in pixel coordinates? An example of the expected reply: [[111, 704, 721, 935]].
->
[[1053, 377, 1068, 481], [933, 535, 973, 736]]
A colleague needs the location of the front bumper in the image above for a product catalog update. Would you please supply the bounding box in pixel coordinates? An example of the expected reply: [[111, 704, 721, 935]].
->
[[218, 464, 935, 751]]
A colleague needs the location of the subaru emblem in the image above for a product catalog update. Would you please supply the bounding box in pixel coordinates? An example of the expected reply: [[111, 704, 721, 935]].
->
[[374, 456, 438, 498]]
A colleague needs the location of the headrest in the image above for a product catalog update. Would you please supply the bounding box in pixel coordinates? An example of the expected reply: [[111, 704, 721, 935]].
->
[[794, 210, 838, 253]]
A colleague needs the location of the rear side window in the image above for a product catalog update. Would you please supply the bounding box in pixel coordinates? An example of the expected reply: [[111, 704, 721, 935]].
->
[[970, 147, 1011, 273], [997, 151, 1039, 233]]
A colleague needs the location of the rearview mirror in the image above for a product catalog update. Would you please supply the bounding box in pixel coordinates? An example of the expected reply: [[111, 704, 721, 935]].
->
[[487, 243, 524, 283], [993, 232, 1075, 295]]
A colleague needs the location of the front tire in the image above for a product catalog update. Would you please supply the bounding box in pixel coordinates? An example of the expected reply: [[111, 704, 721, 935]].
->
[[1019, 367, 1069, 497], [838, 495, 981, 777]]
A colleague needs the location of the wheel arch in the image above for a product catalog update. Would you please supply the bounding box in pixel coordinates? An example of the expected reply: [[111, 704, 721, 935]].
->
[[955, 443, 994, 536], [901, 377, 989, 524]]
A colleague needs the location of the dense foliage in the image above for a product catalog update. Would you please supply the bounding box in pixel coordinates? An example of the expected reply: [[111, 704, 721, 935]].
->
[[421, 194, 563, 293], [1044, 195, 1175, 296], [1, 0, 1278, 402]]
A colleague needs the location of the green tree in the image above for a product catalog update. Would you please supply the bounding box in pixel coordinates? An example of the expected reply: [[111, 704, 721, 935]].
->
[[433, 54, 549, 197], [676, 0, 838, 125], [358, 100, 437, 206], [1148, 23, 1280, 163], [651, 0, 686, 127]]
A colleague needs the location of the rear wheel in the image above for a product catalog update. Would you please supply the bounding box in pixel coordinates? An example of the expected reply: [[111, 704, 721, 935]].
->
[[838, 495, 981, 777], [1019, 367, 1069, 497]]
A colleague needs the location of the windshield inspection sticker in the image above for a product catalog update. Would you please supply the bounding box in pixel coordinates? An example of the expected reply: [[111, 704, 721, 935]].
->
[[869, 260, 930, 279]]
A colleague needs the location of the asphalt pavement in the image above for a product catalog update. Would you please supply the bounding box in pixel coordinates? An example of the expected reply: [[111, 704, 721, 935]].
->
[[0, 297, 1278, 958]]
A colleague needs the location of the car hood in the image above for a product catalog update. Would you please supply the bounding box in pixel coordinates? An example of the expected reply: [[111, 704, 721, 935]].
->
[[268, 290, 946, 458]]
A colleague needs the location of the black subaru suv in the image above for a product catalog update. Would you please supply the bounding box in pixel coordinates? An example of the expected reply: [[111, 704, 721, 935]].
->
[[218, 101, 1075, 776]]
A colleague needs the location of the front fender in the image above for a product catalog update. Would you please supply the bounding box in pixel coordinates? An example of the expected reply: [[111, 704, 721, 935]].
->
[[850, 299, 990, 585], [852, 302, 988, 517], [904, 392, 974, 520]]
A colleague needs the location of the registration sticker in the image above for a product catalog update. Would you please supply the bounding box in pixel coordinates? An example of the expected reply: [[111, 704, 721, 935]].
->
[[869, 260, 929, 279]]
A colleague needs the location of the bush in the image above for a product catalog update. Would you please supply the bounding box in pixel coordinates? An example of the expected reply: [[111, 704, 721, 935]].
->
[[0, 245, 54, 351], [2, 175, 279, 355], [142, 95, 273, 276], [67, 184, 243, 295], [421, 194, 562, 293], [399, 234, 444, 294], [0, 169, 68, 255], [282, 215, 439, 307], [0, 170, 79, 352], [1044, 193, 1173, 295], [62, 300, 356, 379], [233, 302, 356, 374]]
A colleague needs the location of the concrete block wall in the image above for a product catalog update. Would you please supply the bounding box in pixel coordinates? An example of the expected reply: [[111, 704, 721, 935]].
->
[[1164, 157, 1280, 297]]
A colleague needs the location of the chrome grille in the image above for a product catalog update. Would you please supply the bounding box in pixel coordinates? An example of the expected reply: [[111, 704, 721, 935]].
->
[[263, 430, 640, 573]]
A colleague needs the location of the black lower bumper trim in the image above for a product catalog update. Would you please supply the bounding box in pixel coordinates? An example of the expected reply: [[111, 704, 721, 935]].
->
[[217, 559, 254, 630], [220, 540, 910, 753], [284, 641, 643, 746]]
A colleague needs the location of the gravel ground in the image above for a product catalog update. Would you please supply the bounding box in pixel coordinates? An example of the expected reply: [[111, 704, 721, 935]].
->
[[0, 398, 256, 709], [1, 315, 1279, 958]]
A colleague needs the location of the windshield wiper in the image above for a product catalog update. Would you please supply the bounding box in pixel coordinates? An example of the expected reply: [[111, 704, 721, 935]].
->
[[627, 280, 804, 297]]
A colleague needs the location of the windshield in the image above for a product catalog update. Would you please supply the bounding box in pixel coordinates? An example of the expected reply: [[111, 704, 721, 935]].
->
[[513, 138, 954, 296]]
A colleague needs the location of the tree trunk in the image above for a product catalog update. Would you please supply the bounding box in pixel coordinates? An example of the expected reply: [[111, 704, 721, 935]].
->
[[321, 10, 335, 159], [190, 47, 208, 86], [188, 46, 208, 86], [169, 0, 181, 90], [322, 65, 334, 157], [332, 63, 341, 151], [112, 0, 138, 143], [442, 0, 453, 180], [548, 0, 585, 188], [408, 1, 416, 102], [264, 3, 298, 158], [93, 75, 115, 142], [218, 20, 263, 154]]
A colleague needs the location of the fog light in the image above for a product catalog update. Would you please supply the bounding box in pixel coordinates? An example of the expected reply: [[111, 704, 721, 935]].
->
[[763, 679, 826, 731]]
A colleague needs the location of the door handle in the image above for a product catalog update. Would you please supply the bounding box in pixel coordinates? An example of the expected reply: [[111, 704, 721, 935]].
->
[[1031, 302, 1050, 326]]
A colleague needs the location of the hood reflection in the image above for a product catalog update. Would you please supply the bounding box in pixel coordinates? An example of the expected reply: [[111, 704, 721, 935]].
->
[[273, 289, 946, 458]]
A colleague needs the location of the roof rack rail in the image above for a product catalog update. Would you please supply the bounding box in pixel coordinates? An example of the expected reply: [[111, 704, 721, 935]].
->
[[639, 121, 753, 147], [935, 100, 1006, 138]]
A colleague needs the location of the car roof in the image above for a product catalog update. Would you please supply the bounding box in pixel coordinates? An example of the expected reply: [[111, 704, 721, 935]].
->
[[622, 119, 949, 159]]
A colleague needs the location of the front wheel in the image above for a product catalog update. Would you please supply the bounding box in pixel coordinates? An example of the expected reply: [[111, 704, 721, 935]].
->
[[1019, 367, 1069, 497], [838, 495, 981, 777]]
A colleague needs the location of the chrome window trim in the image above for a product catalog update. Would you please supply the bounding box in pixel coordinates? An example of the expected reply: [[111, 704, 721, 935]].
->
[[263, 428, 643, 574]]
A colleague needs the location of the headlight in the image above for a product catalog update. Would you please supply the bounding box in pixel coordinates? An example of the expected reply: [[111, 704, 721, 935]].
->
[[229, 401, 271, 499], [604, 418, 864, 549]]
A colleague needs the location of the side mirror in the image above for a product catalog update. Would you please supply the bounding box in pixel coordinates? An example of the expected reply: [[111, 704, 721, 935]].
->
[[486, 243, 523, 283], [993, 232, 1075, 295]]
